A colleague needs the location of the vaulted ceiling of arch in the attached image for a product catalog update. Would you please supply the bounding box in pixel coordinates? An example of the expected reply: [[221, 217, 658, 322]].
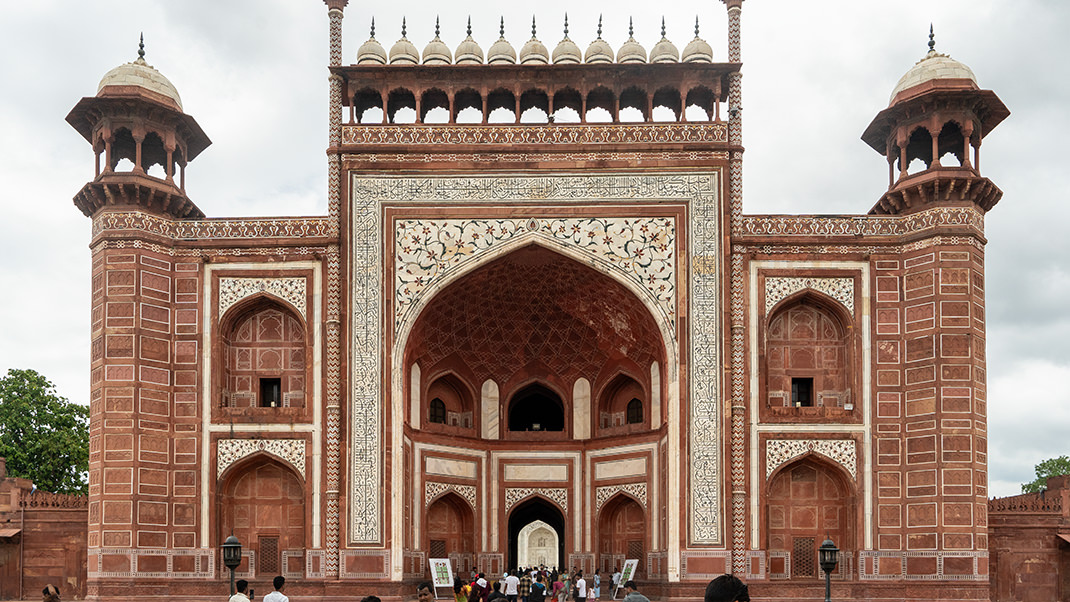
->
[[406, 245, 662, 386]]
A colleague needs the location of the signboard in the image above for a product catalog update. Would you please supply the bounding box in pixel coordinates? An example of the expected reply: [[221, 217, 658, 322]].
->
[[611, 559, 639, 599], [429, 558, 454, 599]]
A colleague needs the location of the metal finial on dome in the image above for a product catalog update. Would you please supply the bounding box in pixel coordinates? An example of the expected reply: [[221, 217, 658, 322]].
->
[[532, 15, 537, 38], [628, 17, 634, 38], [928, 24, 935, 52], [564, 13, 569, 37], [370, 17, 376, 38], [661, 17, 666, 38], [467, 16, 473, 37], [500, 16, 505, 37], [138, 33, 145, 59], [435, 16, 441, 37], [695, 16, 700, 37], [597, 15, 603, 39], [402, 17, 407, 38]]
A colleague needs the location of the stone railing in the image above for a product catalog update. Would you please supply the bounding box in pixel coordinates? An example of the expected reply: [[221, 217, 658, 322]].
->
[[988, 492, 1063, 514], [19, 491, 89, 509]]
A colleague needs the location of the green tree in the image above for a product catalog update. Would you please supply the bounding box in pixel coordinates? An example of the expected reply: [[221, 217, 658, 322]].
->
[[1021, 455, 1070, 493], [0, 369, 89, 495]]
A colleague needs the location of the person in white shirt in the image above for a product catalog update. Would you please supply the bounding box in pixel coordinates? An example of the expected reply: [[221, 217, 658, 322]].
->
[[611, 568, 621, 595], [505, 570, 521, 602], [263, 576, 288, 602], [229, 580, 252, 602], [574, 572, 587, 602]]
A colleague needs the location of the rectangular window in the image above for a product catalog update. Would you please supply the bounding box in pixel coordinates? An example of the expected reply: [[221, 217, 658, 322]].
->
[[260, 377, 282, 408], [791, 378, 814, 408]]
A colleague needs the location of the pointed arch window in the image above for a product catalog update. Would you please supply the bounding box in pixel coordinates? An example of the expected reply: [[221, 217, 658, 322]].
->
[[429, 398, 447, 424], [626, 398, 643, 424]]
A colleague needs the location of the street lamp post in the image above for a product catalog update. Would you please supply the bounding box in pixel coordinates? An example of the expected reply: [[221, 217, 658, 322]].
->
[[818, 538, 840, 602], [222, 535, 243, 596]]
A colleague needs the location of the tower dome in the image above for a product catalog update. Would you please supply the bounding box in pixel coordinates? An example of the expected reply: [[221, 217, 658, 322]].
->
[[389, 18, 420, 65], [648, 18, 679, 63], [681, 17, 713, 63], [551, 15, 582, 64], [889, 28, 978, 104], [422, 17, 453, 65], [616, 19, 647, 64], [455, 17, 485, 64], [488, 17, 517, 64], [519, 17, 550, 65], [356, 18, 388, 65], [584, 16, 613, 64], [97, 38, 183, 111]]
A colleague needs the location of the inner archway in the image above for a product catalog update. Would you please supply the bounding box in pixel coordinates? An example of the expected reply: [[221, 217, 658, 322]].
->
[[517, 519, 559, 568], [426, 492, 475, 573], [597, 494, 646, 577], [509, 497, 565, 571], [508, 382, 564, 432], [220, 458, 305, 576]]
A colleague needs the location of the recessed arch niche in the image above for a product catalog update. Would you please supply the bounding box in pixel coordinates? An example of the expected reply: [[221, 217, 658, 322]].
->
[[404, 244, 665, 439]]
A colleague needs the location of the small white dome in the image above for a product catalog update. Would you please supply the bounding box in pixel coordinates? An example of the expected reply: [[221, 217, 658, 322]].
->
[[422, 19, 453, 65], [551, 16, 582, 64], [97, 54, 183, 111], [584, 16, 613, 64], [488, 18, 517, 64], [649, 19, 679, 64], [681, 18, 713, 63], [389, 19, 419, 65], [356, 19, 387, 65], [520, 17, 550, 65], [455, 17, 485, 64], [890, 50, 978, 103], [616, 19, 647, 64]]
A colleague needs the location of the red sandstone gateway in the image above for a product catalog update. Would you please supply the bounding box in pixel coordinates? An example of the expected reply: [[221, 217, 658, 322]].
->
[[50, 2, 1013, 601]]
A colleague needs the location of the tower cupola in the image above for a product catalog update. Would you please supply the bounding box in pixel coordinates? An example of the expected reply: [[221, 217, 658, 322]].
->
[[862, 28, 1009, 215], [66, 36, 211, 219]]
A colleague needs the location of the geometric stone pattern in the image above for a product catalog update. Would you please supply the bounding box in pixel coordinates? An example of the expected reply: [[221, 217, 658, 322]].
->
[[219, 277, 307, 319], [765, 277, 854, 316], [424, 481, 477, 511], [595, 483, 648, 514], [765, 439, 857, 480], [395, 216, 676, 333], [216, 439, 306, 478], [739, 206, 984, 238], [92, 210, 333, 240], [504, 488, 568, 513], [342, 123, 727, 146], [351, 173, 721, 545]]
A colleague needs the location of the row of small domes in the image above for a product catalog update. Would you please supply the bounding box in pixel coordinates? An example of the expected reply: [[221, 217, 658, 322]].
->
[[357, 16, 714, 66]]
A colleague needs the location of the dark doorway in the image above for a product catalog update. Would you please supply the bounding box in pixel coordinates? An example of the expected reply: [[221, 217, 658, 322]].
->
[[508, 383, 565, 432], [508, 497, 565, 570]]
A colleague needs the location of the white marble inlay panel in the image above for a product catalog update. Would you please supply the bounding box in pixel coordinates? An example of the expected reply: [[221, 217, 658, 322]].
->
[[216, 438, 305, 477], [765, 439, 857, 480], [504, 464, 569, 482], [594, 458, 648, 480], [425, 457, 478, 479], [765, 277, 854, 316], [219, 277, 307, 319]]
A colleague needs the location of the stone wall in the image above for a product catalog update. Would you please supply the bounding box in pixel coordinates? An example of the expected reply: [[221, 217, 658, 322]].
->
[[989, 475, 1070, 601]]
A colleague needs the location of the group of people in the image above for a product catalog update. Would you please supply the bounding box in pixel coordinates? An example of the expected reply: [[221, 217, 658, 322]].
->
[[228, 575, 291, 602], [414, 567, 749, 602]]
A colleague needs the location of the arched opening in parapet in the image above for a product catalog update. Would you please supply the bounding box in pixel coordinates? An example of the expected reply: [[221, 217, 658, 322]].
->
[[387, 87, 417, 124], [586, 87, 615, 122], [454, 88, 483, 124], [520, 89, 550, 123], [110, 127, 137, 172], [552, 88, 583, 123], [937, 121, 966, 167], [685, 86, 715, 121], [619, 87, 648, 122], [652, 87, 681, 122], [354, 87, 384, 124], [903, 126, 932, 174], [488, 88, 518, 123], [421, 88, 450, 124]]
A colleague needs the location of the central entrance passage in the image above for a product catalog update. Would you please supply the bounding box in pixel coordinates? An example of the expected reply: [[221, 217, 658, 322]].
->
[[509, 497, 565, 570]]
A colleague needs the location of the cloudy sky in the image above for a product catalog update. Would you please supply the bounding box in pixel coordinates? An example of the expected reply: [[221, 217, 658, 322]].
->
[[1, 0, 1066, 498]]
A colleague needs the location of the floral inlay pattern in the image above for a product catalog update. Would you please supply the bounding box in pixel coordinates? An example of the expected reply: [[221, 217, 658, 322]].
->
[[504, 487, 568, 513], [219, 277, 307, 319], [395, 217, 676, 333], [595, 483, 648, 513], [765, 277, 854, 316], [424, 481, 477, 510], [217, 439, 306, 477], [765, 439, 856, 480]]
